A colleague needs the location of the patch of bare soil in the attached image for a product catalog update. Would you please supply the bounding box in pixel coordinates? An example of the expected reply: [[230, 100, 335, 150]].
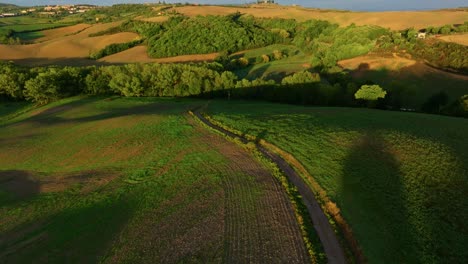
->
[[188, 117, 310, 263], [339, 54, 417, 71], [192, 111, 349, 263], [102, 116, 309, 263], [0, 170, 120, 199], [98, 45, 218, 64]]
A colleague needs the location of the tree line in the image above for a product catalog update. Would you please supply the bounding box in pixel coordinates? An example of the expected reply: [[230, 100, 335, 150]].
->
[[1, 62, 466, 118]]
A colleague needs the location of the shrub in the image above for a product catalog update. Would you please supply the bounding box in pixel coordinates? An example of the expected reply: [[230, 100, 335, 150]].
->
[[355, 84, 387, 101]]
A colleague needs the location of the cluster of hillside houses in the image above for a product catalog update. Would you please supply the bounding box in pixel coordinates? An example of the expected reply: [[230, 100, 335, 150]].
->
[[0, 5, 95, 18]]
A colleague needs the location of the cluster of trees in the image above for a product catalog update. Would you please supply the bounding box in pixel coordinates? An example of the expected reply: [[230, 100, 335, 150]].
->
[[0, 62, 237, 104], [412, 41, 468, 73], [147, 14, 285, 58], [378, 30, 468, 74], [1, 62, 466, 117], [0, 28, 20, 44], [293, 20, 388, 68], [425, 22, 468, 35]]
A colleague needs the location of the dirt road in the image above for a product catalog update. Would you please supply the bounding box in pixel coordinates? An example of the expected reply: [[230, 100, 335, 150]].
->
[[192, 110, 347, 264]]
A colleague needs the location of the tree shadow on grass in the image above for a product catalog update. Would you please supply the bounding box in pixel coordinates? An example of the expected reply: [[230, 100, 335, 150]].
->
[[340, 133, 423, 263], [0, 170, 40, 207], [1, 97, 202, 128], [0, 183, 135, 263]]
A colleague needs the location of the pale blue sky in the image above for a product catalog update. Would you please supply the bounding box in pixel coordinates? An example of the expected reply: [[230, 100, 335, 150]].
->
[[2, 0, 468, 11]]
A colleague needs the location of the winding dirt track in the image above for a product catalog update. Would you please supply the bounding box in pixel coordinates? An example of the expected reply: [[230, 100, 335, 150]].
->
[[192, 110, 347, 264]]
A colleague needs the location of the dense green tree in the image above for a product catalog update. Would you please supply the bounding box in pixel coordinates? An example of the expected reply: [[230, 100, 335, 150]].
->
[[355, 84, 387, 101], [422, 91, 449, 113], [282, 71, 320, 85]]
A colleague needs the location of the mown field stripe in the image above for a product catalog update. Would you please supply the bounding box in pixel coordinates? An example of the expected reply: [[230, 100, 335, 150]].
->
[[191, 109, 347, 264]]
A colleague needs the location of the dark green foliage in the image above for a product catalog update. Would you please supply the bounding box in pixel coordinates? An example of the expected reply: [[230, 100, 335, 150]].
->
[[442, 94, 468, 117], [354, 85, 387, 101], [294, 21, 388, 68], [421, 91, 449, 114], [90, 39, 143, 60], [412, 41, 468, 73], [0, 63, 29, 99], [281, 71, 320, 85], [24, 67, 87, 105], [147, 15, 282, 58]]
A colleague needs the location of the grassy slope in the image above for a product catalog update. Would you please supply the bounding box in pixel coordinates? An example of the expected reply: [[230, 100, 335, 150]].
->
[[207, 101, 468, 263], [343, 61, 468, 109], [0, 97, 309, 263], [233, 44, 311, 81]]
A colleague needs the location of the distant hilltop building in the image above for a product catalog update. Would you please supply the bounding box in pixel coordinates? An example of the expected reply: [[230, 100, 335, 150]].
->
[[257, 0, 275, 4]]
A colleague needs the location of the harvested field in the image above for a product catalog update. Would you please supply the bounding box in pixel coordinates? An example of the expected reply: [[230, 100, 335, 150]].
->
[[439, 33, 468, 46], [0, 97, 310, 263], [98, 45, 218, 64], [338, 54, 417, 71], [339, 54, 468, 80], [34, 23, 91, 43], [173, 5, 468, 30], [135, 16, 169, 23], [0, 22, 138, 66]]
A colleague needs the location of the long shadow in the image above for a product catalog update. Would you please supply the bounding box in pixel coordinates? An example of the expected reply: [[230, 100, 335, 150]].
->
[[0, 187, 135, 263], [1, 97, 201, 128], [0, 170, 40, 207], [340, 133, 420, 263], [206, 102, 468, 262]]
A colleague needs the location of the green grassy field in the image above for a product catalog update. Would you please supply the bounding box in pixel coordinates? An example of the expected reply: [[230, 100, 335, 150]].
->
[[0, 16, 55, 25], [233, 44, 311, 80], [206, 101, 468, 263], [0, 97, 310, 263]]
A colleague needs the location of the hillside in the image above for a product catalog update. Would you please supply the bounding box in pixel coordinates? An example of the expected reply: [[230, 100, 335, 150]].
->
[[0, 22, 140, 66], [0, 97, 313, 263], [206, 101, 468, 263], [172, 5, 468, 30]]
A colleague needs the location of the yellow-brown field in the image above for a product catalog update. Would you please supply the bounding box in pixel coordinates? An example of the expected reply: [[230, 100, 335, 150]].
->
[[338, 54, 468, 80], [439, 33, 468, 46], [338, 54, 417, 71], [173, 5, 468, 30], [34, 23, 91, 43], [0, 22, 139, 66], [98, 46, 218, 64]]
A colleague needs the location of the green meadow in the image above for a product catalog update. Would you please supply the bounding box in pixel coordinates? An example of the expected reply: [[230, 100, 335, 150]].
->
[[0, 97, 310, 263], [207, 100, 468, 263]]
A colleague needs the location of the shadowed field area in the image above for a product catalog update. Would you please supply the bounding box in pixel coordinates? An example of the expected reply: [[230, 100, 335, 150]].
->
[[206, 101, 468, 263], [0, 97, 310, 263], [338, 55, 468, 108]]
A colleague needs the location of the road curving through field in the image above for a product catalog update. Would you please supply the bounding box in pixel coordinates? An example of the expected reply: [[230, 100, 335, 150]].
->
[[191, 109, 347, 264]]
